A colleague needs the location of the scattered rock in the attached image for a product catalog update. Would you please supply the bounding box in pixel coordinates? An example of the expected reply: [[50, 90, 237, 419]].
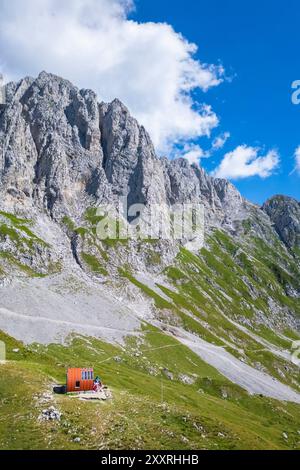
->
[[39, 406, 61, 421], [193, 422, 205, 433], [179, 374, 196, 385], [221, 389, 228, 399], [147, 366, 158, 376], [162, 368, 174, 381]]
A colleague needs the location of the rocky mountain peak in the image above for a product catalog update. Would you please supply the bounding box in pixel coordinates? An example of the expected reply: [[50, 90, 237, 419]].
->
[[0, 72, 298, 249], [263, 195, 300, 249]]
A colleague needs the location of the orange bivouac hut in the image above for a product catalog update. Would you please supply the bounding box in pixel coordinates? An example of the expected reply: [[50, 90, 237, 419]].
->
[[66, 368, 94, 393]]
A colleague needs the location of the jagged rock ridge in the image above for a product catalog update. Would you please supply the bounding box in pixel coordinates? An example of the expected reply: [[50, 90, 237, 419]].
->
[[0, 71, 298, 272], [263, 195, 300, 249], [0, 72, 262, 230]]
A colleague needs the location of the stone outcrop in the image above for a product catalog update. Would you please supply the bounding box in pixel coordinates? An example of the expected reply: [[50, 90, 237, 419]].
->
[[263, 195, 300, 249]]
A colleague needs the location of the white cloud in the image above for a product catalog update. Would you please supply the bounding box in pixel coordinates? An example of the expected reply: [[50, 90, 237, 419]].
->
[[178, 131, 230, 166], [212, 132, 230, 150], [212, 145, 280, 180], [0, 0, 223, 154], [294, 146, 300, 174], [180, 144, 206, 165]]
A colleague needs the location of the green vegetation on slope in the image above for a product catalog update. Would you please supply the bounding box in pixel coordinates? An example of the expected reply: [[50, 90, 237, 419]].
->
[[1, 210, 299, 450], [81, 252, 108, 276], [1, 328, 300, 450], [117, 230, 300, 393], [0, 211, 61, 278]]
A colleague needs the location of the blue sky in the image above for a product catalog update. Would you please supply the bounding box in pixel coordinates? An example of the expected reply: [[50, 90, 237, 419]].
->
[[0, 0, 299, 204], [132, 0, 300, 203]]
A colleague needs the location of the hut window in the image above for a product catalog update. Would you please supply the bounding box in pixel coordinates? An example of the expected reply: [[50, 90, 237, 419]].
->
[[75, 381, 80, 388], [91, 371, 94, 380], [81, 371, 85, 380]]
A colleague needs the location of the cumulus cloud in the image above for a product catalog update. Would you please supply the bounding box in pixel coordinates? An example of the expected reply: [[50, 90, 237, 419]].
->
[[179, 144, 206, 165], [174, 131, 230, 167], [294, 146, 300, 174], [0, 0, 224, 154], [212, 145, 280, 180], [212, 132, 230, 150]]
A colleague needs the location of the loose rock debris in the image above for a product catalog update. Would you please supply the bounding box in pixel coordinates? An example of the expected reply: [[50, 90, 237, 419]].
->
[[39, 406, 61, 421]]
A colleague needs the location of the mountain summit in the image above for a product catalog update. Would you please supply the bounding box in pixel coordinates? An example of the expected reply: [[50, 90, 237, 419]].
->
[[0, 72, 256, 226]]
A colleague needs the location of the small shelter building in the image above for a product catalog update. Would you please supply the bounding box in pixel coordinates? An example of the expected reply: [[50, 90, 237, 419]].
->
[[66, 368, 94, 393]]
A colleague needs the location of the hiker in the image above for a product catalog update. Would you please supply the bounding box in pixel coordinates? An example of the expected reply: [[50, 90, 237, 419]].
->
[[93, 376, 103, 392]]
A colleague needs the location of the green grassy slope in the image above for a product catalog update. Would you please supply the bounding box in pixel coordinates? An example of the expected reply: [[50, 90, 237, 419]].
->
[[1, 211, 300, 450], [116, 229, 300, 393], [1, 328, 300, 450]]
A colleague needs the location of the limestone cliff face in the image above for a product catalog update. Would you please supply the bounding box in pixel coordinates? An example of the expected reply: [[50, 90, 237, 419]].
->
[[0, 72, 107, 218], [0, 71, 298, 251], [263, 195, 300, 249]]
